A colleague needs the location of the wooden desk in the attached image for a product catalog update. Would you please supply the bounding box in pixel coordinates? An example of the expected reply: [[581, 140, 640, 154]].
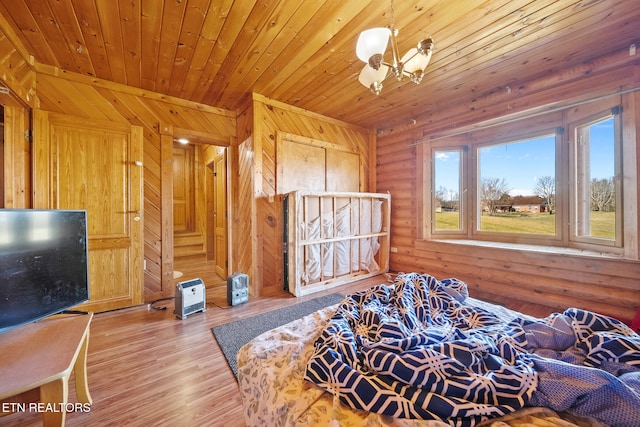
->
[[0, 313, 93, 426]]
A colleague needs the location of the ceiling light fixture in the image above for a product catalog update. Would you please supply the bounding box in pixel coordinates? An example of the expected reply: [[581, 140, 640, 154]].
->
[[356, 0, 434, 95]]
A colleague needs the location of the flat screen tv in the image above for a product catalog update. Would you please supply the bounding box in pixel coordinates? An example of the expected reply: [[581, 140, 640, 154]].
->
[[0, 209, 90, 334]]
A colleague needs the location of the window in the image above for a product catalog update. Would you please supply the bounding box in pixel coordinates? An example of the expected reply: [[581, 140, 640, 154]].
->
[[433, 149, 462, 231], [477, 136, 556, 235], [425, 98, 628, 256], [572, 111, 621, 246]]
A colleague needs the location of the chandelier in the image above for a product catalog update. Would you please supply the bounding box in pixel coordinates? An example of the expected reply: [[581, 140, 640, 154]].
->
[[356, 0, 434, 95]]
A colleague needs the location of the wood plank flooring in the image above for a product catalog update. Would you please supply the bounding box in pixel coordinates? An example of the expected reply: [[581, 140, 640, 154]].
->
[[1, 264, 556, 427]]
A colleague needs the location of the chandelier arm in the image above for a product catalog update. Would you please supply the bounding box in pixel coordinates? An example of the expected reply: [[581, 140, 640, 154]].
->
[[389, 28, 401, 67]]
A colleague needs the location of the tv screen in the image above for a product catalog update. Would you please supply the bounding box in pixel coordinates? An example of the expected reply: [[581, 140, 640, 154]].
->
[[0, 209, 90, 334]]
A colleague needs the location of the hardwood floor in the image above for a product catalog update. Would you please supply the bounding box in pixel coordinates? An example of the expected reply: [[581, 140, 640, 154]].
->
[[1, 266, 556, 427]]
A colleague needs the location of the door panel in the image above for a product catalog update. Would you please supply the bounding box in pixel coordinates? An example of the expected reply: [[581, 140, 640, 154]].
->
[[33, 111, 143, 312]]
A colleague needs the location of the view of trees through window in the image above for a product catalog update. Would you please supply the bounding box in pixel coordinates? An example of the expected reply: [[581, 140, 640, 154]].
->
[[477, 135, 556, 234], [434, 150, 461, 230], [433, 116, 617, 240], [575, 116, 617, 239]]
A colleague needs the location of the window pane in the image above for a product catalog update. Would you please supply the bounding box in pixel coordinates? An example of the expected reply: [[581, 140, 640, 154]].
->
[[478, 136, 556, 234], [433, 150, 461, 231], [576, 117, 616, 239]]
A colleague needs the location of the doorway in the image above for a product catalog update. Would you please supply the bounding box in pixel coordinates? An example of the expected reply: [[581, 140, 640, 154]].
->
[[172, 140, 228, 288], [207, 150, 228, 278]]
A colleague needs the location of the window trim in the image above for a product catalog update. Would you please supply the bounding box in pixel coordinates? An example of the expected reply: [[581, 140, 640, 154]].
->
[[420, 96, 633, 258], [568, 109, 622, 248], [431, 147, 466, 236]]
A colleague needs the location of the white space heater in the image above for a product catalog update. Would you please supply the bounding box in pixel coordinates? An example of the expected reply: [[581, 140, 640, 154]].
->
[[227, 273, 249, 306], [175, 278, 206, 319]]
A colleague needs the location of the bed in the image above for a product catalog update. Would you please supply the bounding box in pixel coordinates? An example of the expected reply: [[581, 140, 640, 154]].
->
[[283, 190, 390, 297], [237, 272, 640, 427]]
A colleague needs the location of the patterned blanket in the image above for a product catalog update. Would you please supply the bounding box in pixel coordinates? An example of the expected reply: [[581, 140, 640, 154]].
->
[[304, 273, 640, 426]]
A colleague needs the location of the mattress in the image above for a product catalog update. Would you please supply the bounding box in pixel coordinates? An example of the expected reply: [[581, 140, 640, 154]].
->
[[237, 274, 638, 426]]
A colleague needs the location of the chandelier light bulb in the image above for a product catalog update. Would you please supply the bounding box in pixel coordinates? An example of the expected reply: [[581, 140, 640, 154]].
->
[[356, 28, 391, 65]]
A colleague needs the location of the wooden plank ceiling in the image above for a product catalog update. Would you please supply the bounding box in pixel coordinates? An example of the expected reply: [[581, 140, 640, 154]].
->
[[0, 0, 638, 131]]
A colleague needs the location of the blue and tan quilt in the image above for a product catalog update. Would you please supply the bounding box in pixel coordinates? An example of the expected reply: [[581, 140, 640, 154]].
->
[[304, 273, 640, 426]]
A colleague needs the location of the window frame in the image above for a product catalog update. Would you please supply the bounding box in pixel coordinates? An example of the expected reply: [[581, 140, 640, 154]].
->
[[431, 147, 466, 236], [472, 132, 561, 242], [568, 107, 623, 249], [421, 96, 632, 257]]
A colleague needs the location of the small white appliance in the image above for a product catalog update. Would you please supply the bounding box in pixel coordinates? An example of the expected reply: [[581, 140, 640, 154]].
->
[[227, 273, 249, 306], [175, 278, 206, 319]]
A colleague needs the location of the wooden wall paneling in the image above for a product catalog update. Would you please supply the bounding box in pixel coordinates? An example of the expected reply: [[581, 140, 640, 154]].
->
[[159, 132, 175, 299], [252, 97, 266, 295], [141, 128, 164, 299], [412, 241, 639, 321], [405, 63, 638, 142], [237, 136, 255, 294], [35, 70, 237, 136], [32, 110, 50, 208], [35, 73, 122, 120], [2, 104, 30, 208], [250, 94, 373, 296], [233, 104, 254, 291], [31, 71, 236, 303], [377, 63, 640, 323]]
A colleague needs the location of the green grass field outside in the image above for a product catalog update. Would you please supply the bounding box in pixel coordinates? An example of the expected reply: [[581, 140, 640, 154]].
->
[[435, 211, 615, 238]]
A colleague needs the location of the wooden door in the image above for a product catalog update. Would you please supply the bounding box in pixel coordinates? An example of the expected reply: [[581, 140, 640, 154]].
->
[[213, 151, 227, 277], [33, 111, 143, 312]]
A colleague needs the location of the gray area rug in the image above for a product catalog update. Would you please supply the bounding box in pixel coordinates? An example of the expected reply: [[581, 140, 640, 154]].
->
[[212, 293, 344, 380]]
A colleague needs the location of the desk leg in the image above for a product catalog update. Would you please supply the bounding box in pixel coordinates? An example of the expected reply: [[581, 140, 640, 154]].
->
[[40, 377, 68, 427], [73, 330, 93, 405]]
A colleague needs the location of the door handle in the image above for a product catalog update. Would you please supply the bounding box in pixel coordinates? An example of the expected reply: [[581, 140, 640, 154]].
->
[[125, 210, 141, 221]]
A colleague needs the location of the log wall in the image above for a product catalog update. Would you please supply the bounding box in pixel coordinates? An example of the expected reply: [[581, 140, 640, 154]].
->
[[377, 60, 640, 322]]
